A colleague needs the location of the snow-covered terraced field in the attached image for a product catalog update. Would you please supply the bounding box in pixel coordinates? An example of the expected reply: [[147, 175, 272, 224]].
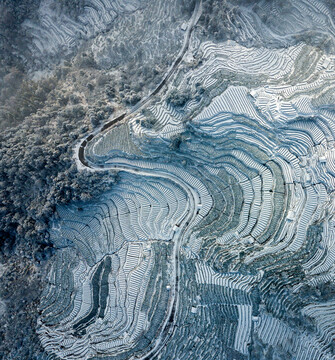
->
[[38, 1, 335, 359], [22, 0, 142, 67], [20, 0, 190, 72]]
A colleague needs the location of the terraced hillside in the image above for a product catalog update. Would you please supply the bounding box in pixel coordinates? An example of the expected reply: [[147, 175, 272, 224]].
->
[[15, 0, 194, 78], [2, 0, 335, 359], [39, 3, 335, 358]]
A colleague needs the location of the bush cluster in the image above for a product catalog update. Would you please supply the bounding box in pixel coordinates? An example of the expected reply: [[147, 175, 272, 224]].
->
[[0, 96, 116, 256], [0, 67, 58, 130]]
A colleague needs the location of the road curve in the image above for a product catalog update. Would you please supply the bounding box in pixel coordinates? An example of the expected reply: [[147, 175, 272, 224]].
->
[[75, 1, 204, 359], [77, 0, 202, 169]]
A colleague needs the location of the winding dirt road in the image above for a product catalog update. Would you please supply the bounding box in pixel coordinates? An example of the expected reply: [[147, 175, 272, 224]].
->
[[77, 0, 202, 168], [75, 2, 204, 359]]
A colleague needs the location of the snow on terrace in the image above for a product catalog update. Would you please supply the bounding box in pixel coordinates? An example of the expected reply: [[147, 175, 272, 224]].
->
[[22, 0, 142, 65], [39, 30, 335, 360]]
